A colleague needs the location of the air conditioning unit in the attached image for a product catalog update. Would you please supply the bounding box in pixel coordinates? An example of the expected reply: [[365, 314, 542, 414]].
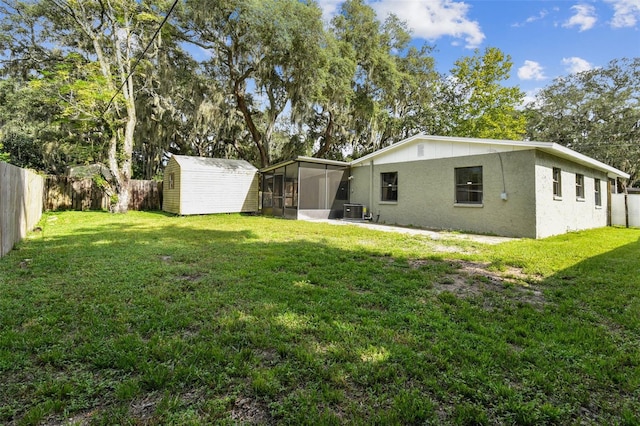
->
[[343, 203, 364, 220]]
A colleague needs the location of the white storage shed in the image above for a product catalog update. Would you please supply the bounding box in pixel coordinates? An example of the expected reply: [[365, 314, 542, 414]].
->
[[163, 155, 259, 215]]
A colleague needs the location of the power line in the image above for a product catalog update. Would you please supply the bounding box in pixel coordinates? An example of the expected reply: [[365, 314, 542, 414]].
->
[[102, 0, 180, 116]]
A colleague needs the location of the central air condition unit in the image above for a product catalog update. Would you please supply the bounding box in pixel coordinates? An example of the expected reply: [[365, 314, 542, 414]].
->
[[343, 203, 364, 220]]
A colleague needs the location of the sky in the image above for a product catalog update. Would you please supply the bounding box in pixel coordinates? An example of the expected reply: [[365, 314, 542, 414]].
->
[[317, 0, 640, 104]]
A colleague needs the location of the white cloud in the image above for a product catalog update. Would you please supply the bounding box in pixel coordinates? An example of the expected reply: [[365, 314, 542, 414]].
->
[[605, 0, 640, 28], [522, 88, 542, 108], [371, 0, 485, 48], [562, 4, 598, 31], [562, 57, 593, 73], [317, 0, 485, 48], [512, 9, 549, 27], [518, 60, 546, 81], [317, 0, 344, 24]]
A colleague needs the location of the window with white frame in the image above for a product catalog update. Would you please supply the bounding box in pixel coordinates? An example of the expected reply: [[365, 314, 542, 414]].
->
[[576, 174, 585, 199], [552, 167, 562, 198], [594, 178, 602, 206]]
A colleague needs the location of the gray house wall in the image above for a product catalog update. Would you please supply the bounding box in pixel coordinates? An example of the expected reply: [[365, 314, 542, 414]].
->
[[534, 151, 609, 238], [349, 150, 538, 238]]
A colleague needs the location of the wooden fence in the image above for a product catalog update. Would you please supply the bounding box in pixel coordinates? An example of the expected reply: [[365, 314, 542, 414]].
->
[[44, 177, 163, 212], [0, 162, 44, 258]]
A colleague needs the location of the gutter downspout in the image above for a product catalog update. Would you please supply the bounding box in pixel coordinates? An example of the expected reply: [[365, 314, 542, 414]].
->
[[607, 178, 612, 227], [369, 159, 374, 219]]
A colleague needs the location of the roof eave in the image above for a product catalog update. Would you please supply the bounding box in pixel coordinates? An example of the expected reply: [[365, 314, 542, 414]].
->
[[546, 144, 629, 179], [260, 156, 350, 173], [349, 134, 629, 180]]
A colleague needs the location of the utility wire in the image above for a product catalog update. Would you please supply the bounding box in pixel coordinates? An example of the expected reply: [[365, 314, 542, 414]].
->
[[102, 0, 180, 116]]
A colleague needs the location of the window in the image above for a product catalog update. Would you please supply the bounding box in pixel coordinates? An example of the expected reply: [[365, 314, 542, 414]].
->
[[576, 174, 585, 199], [594, 178, 602, 206], [455, 166, 483, 204], [381, 172, 398, 202], [168, 172, 175, 190], [552, 167, 562, 198]]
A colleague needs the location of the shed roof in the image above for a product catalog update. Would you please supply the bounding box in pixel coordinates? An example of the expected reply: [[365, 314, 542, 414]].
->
[[171, 155, 258, 173], [350, 134, 630, 180]]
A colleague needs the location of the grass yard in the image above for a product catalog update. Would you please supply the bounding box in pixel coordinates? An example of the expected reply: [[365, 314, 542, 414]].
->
[[1, 211, 639, 425]]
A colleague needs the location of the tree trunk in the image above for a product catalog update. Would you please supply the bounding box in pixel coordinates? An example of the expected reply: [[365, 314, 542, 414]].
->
[[234, 84, 268, 167], [314, 110, 334, 158]]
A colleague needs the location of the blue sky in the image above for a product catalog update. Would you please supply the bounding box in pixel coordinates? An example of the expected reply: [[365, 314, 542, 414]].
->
[[318, 0, 640, 104]]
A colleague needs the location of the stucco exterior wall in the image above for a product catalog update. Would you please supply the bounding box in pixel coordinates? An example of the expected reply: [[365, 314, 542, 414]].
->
[[349, 150, 538, 238], [162, 158, 181, 214], [534, 151, 609, 238]]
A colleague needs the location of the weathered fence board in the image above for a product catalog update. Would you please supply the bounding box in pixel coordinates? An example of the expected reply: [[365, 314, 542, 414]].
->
[[0, 162, 44, 258], [44, 177, 162, 212], [129, 180, 163, 211]]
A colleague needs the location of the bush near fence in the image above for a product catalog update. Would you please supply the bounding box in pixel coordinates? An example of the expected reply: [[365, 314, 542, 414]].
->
[[44, 176, 163, 212], [0, 162, 44, 258]]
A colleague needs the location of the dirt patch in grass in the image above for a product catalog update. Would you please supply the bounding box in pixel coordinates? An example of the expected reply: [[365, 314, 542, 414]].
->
[[176, 273, 202, 282], [431, 244, 474, 254], [130, 396, 158, 420], [231, 395, 270, 424], [412, 259, 546, 307]]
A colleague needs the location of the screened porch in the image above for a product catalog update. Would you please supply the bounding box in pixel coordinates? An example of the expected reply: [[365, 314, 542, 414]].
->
[[261, 157, 350, 220]]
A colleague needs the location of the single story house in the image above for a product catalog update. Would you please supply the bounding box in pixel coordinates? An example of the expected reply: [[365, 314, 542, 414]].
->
[[163, 155, 259, 215], [262, 134, 629, 239]]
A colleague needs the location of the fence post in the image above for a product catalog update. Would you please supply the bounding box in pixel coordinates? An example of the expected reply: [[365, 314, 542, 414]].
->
[[625, 191, 629, 228]]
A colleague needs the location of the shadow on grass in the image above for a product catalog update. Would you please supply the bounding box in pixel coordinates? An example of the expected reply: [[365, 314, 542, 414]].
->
[[0, 213, 639, 425]]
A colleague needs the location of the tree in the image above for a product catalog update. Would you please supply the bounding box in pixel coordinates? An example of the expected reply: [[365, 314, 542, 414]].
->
[[442, 47, 526, 140], [182, 0, 327, 168], [331, 0, 412, 156], [306, 32, 356, 159], [526, 58, 640, 187], [1, 0, 179, 211], [383, 43, 441, 142], [44, 0, 151, 212]]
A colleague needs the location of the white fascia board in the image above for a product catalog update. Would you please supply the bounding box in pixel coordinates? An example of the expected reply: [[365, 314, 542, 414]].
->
[[545, 143, 630, 179], [349, 134, 629, 179]]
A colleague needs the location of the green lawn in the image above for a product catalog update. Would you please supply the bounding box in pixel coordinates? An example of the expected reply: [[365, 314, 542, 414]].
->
[[1, 211, 639, 425]]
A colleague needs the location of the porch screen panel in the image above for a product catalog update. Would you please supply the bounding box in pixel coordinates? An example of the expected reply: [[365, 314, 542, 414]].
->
[[299, 163, 327, 209], [327, 166, 349, 205], [285, 163, 299, 208], [262, 173, 274, 208], [273, 174, 284, 208]]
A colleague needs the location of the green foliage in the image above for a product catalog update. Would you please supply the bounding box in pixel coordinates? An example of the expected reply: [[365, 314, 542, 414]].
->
[[2, 0, 633, 182], [184, 0, 329, 167], [526, 57, 640, 186], [1, 212, 639, 424], [0, 142, 9, 162], [443, 47, 526, 140]]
